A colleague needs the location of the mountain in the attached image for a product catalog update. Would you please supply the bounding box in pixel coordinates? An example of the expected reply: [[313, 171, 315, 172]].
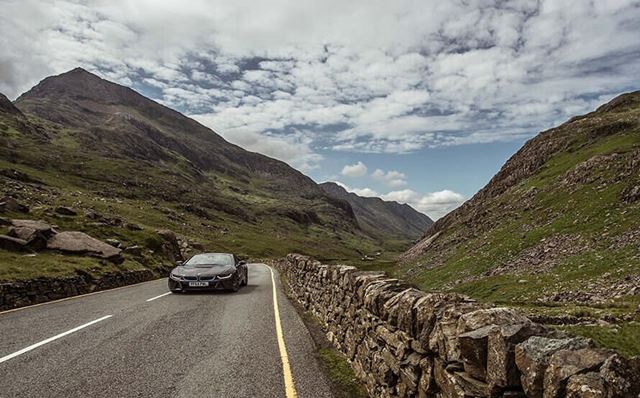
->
[[319, 182, 433, 240], [0, 67, 391, 271], [397, 92, 640, 348]]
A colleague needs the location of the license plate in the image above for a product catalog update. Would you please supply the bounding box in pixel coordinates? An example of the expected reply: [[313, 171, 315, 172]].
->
[[188, 281, 208, 287]]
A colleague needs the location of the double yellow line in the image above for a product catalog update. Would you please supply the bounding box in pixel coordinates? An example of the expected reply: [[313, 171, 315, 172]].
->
[[268, 265, 298, 398]]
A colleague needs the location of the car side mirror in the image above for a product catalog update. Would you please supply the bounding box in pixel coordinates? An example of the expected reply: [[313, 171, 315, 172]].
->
[[175, 260, 183, 266], [238, 260, 247, 266]]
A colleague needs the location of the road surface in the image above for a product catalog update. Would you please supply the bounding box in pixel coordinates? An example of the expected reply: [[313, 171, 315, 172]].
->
[[0, 264, 334, 398]]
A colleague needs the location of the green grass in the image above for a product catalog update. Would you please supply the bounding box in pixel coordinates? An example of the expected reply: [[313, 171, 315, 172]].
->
[[0, 251, 145, 280], [318, 348, 368, 398], [556, 323, 640, 357]]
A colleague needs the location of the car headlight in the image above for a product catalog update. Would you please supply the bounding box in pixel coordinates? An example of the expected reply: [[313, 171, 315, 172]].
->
[[170, 273, 183, 280], [217, 273, 233, 280]]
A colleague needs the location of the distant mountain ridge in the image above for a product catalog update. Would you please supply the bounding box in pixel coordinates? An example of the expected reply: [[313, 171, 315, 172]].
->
[[319, 182, 433, 240]]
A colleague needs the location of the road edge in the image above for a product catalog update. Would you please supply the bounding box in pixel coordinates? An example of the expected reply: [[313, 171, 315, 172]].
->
[[275, 267, 368, 398]]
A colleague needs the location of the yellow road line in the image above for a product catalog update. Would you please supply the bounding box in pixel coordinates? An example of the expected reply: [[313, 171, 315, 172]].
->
[[268, 265, 298, 398]]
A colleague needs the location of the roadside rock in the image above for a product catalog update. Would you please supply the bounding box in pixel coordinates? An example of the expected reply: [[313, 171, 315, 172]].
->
[[7, 219, 55, 251], [0, 235, 28, 251], [125, 222, 142, 231], [0, 196, 29, 213], [156, 229, 183, 262], [123, 245, 143, 257], [105, 239, 121, 248], [54, 206, 77, 216], [47, 231, 123, 263], [515, 336, 594, 398]]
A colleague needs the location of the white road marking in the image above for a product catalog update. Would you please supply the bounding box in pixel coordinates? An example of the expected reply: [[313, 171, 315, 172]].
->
[[0, 315, 113, 364], [267, 265, 298, 398], [146, 292, 172, 302]]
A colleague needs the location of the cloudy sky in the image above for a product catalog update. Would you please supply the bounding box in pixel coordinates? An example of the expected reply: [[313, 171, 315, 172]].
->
[[2, 0, 639, 219]]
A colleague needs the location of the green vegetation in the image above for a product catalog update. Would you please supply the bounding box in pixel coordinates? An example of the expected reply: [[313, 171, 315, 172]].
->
[[375, 92, 640, 355], [318, 348, 368, 398], [556, 323, 640, 357]]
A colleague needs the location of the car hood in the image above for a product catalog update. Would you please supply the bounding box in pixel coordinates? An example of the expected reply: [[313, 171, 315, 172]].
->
[[172, 265, 236, 276]]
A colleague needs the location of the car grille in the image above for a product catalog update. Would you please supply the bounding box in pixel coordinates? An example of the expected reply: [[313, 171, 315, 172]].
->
[[183, 276, 198, 281], [199, 276, 215, 281]]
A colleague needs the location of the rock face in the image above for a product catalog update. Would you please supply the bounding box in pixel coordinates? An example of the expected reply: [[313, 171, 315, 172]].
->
[[47, 231, 123, 263], [276, 254, 638, 398]]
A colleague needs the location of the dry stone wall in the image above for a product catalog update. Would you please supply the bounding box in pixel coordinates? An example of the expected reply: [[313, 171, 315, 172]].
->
[[276, 254, 640, 398], [0, 269, 155, 311]]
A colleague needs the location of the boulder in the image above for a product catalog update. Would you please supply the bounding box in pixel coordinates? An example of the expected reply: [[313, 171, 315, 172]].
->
[[543, 348, 612, 398], [0, 196, 29, 213], [515, 336, 593, 398], [7, 227, 47, 250], [156, 229, 183, 262], [123, 245, 143, 257], [10, 220, 55, 237], [125, 223, 142, 231], [105, 239, 121, 248], [0, 235, 27, 251], [55, 206, 77, 216], [46, 231, 123, 263]]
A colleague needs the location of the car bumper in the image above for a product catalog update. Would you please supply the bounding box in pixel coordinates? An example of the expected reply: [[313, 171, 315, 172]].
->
[[168, 277, 235, 291]]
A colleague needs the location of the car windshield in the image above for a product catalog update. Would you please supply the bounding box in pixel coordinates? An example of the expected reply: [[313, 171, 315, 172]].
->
[[184, 253, 234, 267]]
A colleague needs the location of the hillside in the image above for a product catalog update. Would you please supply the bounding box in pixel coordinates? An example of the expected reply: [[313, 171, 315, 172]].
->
[[0, 68, 390, 282], [319, 181, 432, 240], [397, 91, 640, 354]]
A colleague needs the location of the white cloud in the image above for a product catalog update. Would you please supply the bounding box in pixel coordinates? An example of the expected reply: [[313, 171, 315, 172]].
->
[[1, 0, 639, 166], [371, 169, 407, 188], [333, 181, 378, 197], [382, 189, 465, 220], [341, 161, 368, 178]]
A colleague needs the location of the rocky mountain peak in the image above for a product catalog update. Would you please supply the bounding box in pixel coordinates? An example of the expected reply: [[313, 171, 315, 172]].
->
[[0, 93, 22, 116], [16, 67, 146, 108]]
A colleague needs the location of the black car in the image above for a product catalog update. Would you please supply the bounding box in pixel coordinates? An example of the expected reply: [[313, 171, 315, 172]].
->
[[168, 253, 248, 293]]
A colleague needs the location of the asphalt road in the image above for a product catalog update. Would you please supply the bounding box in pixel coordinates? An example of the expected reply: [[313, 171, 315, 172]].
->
[[0, 264, 334, 398]]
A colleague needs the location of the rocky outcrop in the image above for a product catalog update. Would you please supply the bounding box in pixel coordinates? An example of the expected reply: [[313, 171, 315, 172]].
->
[[276, 254, 640, 398], [0, 196, 29, 213], [156, 229, 182, 262], [47, 231, 123, 263]]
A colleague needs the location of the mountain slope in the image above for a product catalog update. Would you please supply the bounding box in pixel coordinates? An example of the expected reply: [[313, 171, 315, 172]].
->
[[399, 91, 640, 318], [319, 182, 433, 240], [0, 68, 383, 271]]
